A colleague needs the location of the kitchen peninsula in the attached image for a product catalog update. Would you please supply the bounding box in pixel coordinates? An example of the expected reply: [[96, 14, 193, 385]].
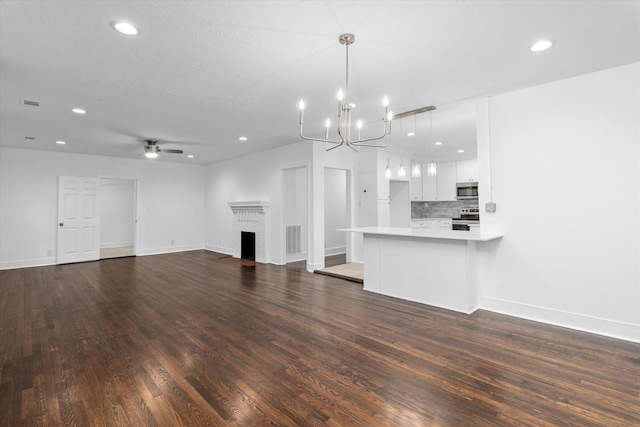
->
[[343, 227, 503, 314]]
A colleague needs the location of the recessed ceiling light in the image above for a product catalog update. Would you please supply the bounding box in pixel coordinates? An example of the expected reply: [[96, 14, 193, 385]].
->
[[530, 39, 555, 52], [110, 21, 138, 36], [458, 149, 465, 153], [406, 132, 415, 137], [435, 141, 442, 145], [72, 108, 86, 114], [238, 136, 248, 141], [56, 140, 66, 145], [187, 155, 194, 158]]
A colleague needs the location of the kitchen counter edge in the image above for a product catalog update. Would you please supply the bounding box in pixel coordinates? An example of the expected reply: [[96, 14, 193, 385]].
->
[[340, 227, 503, 242]]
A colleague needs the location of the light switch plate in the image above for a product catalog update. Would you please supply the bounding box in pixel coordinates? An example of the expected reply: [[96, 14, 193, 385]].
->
[[485, 202, 496, 213]]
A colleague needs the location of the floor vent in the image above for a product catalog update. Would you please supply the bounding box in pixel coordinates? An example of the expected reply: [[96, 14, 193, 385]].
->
[[22, 99, 40, 107], [286, 225, 302, 255]]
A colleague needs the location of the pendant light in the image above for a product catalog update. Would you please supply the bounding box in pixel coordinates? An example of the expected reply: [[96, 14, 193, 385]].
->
[[411, 114, 421, 177], [426, 111, 437, 176]]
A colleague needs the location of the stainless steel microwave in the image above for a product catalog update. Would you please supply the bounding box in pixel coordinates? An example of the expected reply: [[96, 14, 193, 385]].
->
[[456, 182, 478, 200]]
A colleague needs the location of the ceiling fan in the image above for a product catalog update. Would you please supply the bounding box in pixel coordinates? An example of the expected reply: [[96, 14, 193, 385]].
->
[[143, 139, 183, 158]]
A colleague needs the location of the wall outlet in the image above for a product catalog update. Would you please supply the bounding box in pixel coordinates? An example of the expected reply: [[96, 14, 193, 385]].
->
[[47, 250, 52, 256], [485, 202, 496, 213]]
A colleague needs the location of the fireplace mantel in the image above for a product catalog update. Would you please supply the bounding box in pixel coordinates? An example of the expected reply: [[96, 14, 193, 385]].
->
[[228, 201, 270, 263], [228, 201, 270, 213]]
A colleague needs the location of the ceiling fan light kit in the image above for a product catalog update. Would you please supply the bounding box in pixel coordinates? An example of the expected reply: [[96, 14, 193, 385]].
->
[[143, 139, 183, 158]]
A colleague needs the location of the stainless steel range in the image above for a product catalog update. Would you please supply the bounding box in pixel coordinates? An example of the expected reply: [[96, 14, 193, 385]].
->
[[452, 208, 480, 231]]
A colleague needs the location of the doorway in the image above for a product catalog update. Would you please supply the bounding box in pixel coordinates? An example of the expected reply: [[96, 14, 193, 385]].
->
[[282, 165, 309, 265], [324, 168, 347, 263], [99, 178, 136, 259]]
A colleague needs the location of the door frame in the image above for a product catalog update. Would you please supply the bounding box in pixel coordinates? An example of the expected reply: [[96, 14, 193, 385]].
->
[[98, 176, 139, 257], [280, 162, 311, 265]]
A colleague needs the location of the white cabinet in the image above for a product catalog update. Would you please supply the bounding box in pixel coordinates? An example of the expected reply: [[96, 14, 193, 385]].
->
[[415, 161, 456, 201], [436, 161, 457, 201], [422, 171, 437, 201], [410, 173, 422, 200], [456, 159, 478, 182], [411, 218, 452, 230], [439, 218, 452, 230]]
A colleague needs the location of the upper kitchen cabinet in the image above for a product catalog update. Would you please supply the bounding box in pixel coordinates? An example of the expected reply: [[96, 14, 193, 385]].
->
[[456, 159, 478, 182], [436, 161, 457, 201], [410, 171, 422, 200], [422, 171, 437, 201]]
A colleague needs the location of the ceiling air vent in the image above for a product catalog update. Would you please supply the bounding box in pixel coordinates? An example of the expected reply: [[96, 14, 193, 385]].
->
[[22, 99, 40, 107], [24, 136, 36, 141]]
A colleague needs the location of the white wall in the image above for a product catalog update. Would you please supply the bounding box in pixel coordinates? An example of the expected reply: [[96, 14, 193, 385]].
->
[[476, 62, 640, 342], [100, 178, 135, 248], [204, 142, 312, 265], [324, 168, 346, 255], [0, 148, 206, 269]]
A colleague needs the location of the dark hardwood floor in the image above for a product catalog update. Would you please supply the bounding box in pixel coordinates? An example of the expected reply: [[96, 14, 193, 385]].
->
[[1, 250, 638, 426]]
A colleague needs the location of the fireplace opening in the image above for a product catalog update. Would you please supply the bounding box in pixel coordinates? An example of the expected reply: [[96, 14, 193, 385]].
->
[[241, 231, 256, 261]]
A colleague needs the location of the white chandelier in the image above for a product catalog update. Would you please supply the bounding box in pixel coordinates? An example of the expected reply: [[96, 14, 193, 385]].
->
[[299, 34, 392, 151]]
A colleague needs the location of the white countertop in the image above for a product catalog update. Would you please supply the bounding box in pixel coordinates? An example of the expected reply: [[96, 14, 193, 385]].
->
[[341, 227, 503, 242]]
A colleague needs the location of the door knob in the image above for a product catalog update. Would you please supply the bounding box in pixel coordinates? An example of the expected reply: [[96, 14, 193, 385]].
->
[[59, 223, 64, 227]]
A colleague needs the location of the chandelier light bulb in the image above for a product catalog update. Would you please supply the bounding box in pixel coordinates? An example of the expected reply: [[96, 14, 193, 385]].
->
[[387, 110, 393, 121], [385, 165, 391, 179], [299, 100, 305, 110], [357, 120, 362, 129], [337, 89, 344, 101], [383, 96, 389, 107]]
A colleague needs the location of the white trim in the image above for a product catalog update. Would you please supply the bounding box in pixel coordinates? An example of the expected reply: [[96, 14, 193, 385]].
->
[[307, 262, 324, 272], [482, 296, 640, 343], [1, 257, 57, 270], [100, 241, 134, 249], [136, 244, 204, 256], [204, 244, 233, 255], [268, 255, 283, 265], [286, 252, 308, 263], [324, 246, 346, 256]]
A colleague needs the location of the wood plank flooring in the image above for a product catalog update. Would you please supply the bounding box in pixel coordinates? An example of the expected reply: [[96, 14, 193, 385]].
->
[[1, 250, 639, 426]]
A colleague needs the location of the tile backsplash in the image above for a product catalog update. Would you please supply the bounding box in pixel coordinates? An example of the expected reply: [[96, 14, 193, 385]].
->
[[411, 200, 479, 219]]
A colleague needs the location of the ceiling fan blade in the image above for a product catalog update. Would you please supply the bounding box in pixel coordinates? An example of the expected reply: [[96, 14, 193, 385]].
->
[[159, 149, 183, 154]]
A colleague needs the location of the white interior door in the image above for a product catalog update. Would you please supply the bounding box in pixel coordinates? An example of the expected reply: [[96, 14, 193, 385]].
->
[[57, 176, 100, 264]]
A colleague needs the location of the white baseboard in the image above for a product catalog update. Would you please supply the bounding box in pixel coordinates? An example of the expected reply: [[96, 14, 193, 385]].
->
[[325, 246, 346, 256], [0, 257, 57, 270], [137, 244, 204, 256], [204, 244, 233, 255], [286, 252, 307, 263], [269, 255, 284, 265], [307, 262, 324, 272], [100, 241, 134, 249], [482, 296, 640, 343]]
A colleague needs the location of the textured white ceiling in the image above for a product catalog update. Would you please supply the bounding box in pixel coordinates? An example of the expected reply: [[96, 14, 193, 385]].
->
[[1, 1, 638, 164]]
